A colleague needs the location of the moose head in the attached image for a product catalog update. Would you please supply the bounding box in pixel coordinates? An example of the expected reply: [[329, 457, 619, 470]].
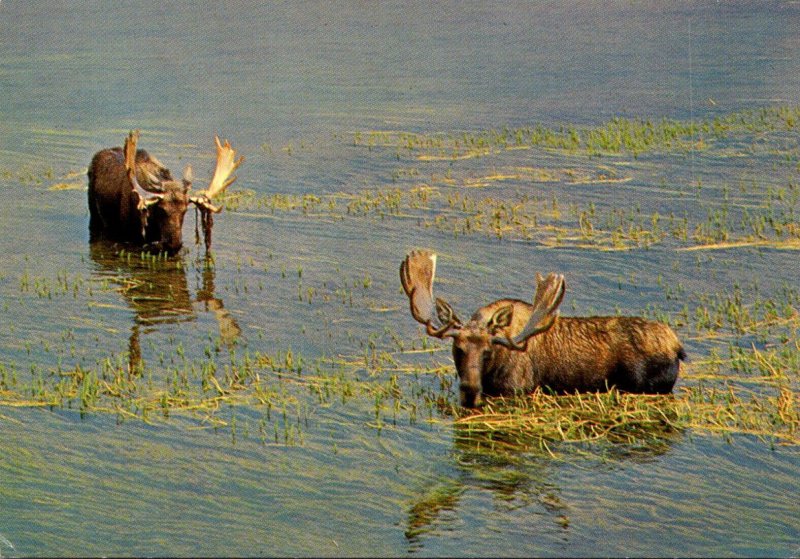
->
[[124, 130, 243, 253]]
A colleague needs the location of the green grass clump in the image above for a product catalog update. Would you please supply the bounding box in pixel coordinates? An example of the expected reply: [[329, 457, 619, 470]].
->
[[451, 369, 798, 457]]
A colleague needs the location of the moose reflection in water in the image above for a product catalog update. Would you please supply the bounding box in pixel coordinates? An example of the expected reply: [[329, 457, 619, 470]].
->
[[404, 418, 682, 550], [88, 240, 241, 374]]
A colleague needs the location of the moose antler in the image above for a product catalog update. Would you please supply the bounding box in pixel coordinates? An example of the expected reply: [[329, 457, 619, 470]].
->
[[124, 130, 163, 211], [400, 250, 461, 338], [493, 272, 565, 350], [189, 136, 244, 213]]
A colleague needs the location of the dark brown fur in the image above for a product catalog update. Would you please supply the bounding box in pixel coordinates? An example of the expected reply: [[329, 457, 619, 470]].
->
[[88, 147, 189, 253], [454, 298, 685, 407]]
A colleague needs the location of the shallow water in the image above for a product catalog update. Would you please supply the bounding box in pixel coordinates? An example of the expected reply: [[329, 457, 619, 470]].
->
[[1, 2, 800, 557]]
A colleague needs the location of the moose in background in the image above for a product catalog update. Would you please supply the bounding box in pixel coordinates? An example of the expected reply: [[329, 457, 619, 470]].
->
[[88, 130, 243, 254]]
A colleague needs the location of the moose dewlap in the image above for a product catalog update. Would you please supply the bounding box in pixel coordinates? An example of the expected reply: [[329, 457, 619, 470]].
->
[[400, 249, 685, 408]]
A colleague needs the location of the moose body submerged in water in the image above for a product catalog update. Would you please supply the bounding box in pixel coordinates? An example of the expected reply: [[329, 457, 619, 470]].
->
[[88, 131, 243, 254], [400, 250, 685, 407]]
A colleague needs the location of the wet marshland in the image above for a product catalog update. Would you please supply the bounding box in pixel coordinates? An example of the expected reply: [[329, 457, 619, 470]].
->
[[1, 2, 800, 557]]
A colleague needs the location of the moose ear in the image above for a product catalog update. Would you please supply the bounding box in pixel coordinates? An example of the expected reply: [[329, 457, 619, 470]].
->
[[435, 298, 460, 327], [487, 305, 513, 334], [179, 165, 192, 193]]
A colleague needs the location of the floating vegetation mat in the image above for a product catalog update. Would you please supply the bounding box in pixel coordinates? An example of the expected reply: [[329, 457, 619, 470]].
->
[[452, 377, 798, 457]]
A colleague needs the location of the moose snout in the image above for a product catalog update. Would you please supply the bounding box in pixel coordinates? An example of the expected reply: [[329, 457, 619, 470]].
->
[[161, 237, 184, 255], [144, 239, 183, 255], [459, 382, 482, 408]]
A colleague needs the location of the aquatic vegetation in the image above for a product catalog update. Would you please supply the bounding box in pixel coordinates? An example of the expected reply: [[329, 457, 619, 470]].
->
[[2, 106, 800, 458], [353, 106, 800, 159], [221, 178, 800, 252], [451, 363, 799, 455], [2, 332, 797, 453], [207, 107, 800, 252], [3, 268, 799, 451]]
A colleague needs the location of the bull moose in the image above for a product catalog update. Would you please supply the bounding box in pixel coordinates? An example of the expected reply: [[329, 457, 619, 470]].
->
[[400, 250, 685, 407], [88, 130, 243, 254]]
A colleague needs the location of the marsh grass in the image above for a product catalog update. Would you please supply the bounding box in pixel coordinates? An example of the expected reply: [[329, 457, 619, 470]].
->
[[2, 328, 798, 454], [0, 163, 85, 189], [223, 178, 800, 252], [3, 107, 800, 457], [353, 107, 800, 159], [0, 329, 454, 442], [218, 107, 800, 252], [450, 373, 799, 458]]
